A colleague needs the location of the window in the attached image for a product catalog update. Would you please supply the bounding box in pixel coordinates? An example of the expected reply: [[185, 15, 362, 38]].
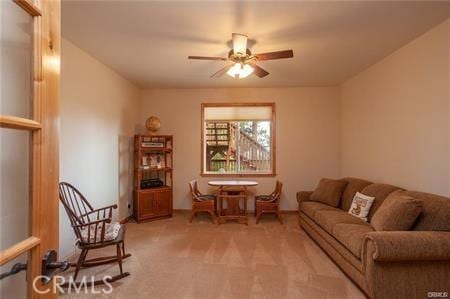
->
[[201, 103, 276, 176]]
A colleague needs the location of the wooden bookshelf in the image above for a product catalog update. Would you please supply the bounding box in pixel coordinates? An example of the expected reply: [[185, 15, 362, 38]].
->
[[134, 135, 173, 223]]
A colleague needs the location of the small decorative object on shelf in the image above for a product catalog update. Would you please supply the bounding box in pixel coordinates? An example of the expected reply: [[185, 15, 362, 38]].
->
[[134, 135, 173, 223], [145, 116, 161, 135]]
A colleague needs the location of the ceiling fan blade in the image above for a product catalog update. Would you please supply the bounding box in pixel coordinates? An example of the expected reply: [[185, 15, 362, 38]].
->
[[188, 56, 227, 61], [254, 50, 294, 61], [210, 64, 233, 78], [232, 33, 248, 55], [248, 62, 269, 78]]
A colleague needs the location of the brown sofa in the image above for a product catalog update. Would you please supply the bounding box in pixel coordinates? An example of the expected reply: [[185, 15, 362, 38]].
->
[[297, 177, 450, 299]]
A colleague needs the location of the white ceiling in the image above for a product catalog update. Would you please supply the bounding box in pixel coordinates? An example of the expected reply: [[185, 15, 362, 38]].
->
[[62, 1, 450, 88]]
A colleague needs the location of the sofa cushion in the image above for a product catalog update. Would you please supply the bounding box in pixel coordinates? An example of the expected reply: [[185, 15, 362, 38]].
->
[[314, 209, 370, 236], [299, 201, 338, 220], [333, 223, 374, 258], [404, 191, 450, 231], [310, 178, 348, 207], [340, 177, 373, 211], [299, 214, 366, 275], [360, 183, 402, 221], [371, 190, 423, 231]]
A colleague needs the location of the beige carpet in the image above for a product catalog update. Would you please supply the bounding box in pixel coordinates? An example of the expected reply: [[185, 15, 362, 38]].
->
[[61, 211, 364, 298]]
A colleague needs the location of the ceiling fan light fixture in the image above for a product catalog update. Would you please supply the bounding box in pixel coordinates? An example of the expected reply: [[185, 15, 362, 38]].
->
[[227, 63, 254, 79], [188, 33, 293, 79]]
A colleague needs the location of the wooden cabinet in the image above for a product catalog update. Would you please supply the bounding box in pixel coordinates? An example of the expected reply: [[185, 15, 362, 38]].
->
[[137, 191, 156, 219], [134, 188, 172, 222], [155, 189, 172, 216], [134, 135, 173, 223]]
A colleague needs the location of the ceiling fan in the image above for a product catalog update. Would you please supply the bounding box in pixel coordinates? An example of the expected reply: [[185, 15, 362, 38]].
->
[[188, 33, 294, 79]]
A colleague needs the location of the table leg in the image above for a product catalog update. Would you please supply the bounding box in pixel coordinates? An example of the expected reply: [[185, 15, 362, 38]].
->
[[215, 187, 249, 225]]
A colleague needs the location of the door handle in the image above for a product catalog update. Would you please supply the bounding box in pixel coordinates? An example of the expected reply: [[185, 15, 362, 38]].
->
[[0, 262, 27, 280], [41, 250, 70, 284]]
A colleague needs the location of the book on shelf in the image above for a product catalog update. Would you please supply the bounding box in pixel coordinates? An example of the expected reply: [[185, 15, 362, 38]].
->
[[142, 142, 164, 148]]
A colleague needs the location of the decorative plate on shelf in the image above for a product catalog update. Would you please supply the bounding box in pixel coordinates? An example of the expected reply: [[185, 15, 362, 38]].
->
[[145, 116, 161, 133]]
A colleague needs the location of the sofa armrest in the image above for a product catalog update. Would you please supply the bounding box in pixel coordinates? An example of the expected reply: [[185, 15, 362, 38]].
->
[[364, 231, 450, 262], [297, 191, 313, 205]]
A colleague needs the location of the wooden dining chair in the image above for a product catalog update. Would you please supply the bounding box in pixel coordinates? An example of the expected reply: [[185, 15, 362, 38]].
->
[[255, 180, 283, 224], [59, 182, 131, 286], [189, 180, 216, 224]]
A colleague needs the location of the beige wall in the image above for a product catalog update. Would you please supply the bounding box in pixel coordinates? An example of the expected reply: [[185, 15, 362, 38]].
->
[[59, 39, 140, 258], [340, 19, 450, 196], [138, 88, 341, 211]]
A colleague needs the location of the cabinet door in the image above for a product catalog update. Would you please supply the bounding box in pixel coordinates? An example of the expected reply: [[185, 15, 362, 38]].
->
[[139, 192, 157, 219], [155, 190, 172, 216]]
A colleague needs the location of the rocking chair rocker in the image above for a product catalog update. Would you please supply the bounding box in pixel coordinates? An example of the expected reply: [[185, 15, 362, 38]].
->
[[59, 182, 131, 286]]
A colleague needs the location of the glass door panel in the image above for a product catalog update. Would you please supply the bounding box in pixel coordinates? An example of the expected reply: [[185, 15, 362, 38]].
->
[[0, 0, 33, 118], [0, 129, 30, 251]]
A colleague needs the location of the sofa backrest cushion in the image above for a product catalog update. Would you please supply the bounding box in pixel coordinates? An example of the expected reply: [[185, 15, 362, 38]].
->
[[360, 183, 402, 221], [310, 178, 348, 207], [371, 190, 423, 231], [340, 177, 372, 211], [404, 190, 450, 231]]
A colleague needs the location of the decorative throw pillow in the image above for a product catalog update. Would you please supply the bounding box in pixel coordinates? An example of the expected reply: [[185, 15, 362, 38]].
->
[[348, 192, 375, 221], [310, 178, 348, 207], [371, 191, 423, 231]]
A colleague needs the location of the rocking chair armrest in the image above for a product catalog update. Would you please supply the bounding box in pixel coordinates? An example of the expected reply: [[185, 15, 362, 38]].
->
[[73, 218, 112, 229], [81, 204, 117, 216], [80, 204, 117, 220]]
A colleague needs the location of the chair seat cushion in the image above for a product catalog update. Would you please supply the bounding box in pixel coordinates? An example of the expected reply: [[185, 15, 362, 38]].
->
[[299, 201, 339, 220], [198, 194, 216, 201], [80, 222, 122, 243], [332, 223, 374, 258], [256, 195, 275, 201]]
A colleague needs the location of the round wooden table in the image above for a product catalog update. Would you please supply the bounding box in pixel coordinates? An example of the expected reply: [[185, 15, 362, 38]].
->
[[208, 180, 258, 225]]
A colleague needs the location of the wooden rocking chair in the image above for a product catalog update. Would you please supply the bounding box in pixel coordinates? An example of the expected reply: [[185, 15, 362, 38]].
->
[[59, 182, 131, 286]]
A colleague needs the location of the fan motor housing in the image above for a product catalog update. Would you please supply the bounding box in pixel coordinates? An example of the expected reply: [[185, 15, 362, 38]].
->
[[228, 49, 254, 63]]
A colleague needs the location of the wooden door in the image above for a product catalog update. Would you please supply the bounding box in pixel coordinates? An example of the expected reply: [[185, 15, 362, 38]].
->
[[138, 192, 157, 219], [155, 190, 172, 216], [0, 0, 60, 298]]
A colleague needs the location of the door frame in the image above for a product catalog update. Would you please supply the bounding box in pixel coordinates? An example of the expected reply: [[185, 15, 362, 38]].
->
[[0, 0, 60, 297]]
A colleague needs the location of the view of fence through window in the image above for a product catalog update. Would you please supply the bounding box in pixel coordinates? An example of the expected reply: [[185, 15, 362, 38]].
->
[[205, 120, 272, 174]]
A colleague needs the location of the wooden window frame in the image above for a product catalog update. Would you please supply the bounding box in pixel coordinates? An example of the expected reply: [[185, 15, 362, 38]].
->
[[200, 102, 276, 177]]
